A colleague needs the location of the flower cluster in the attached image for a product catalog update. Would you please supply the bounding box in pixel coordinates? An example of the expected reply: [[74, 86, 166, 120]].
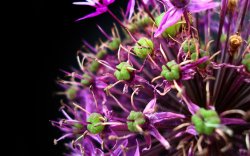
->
[[51, 0, 250, 155]]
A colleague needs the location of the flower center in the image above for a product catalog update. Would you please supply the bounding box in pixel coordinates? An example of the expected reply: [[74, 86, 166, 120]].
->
[[127, 111, 146, 132], [170, 0, 190, 8], [191, 108, 220, 135], [87, 113, 105, 134]]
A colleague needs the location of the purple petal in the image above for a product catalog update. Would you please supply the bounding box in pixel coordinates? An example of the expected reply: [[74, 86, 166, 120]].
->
[[188, 1, 220, 13], [150, 112, 185, 124], [134, 140, 140, 156], [103, 0, 115, 5], [150, 126, 170, 149], [126, 0, 135, 20], [142, 134, 152, 151], [154, 8, 183, 37], [221, 118, 248, 125], [163, 0, 174, 7], [143, 98, 157, 114], [89, 134, 102, 144], [113, 139, 128, 155], [73, 1, 96, 7], [75, 6, 107, 21], [188, 143, 194, 156], [181, 56, 209, 71], [186, 125, 198, 136], [95, 80, 108, 89], [187, 102, 200, 115], [95, 148, 104, 156]]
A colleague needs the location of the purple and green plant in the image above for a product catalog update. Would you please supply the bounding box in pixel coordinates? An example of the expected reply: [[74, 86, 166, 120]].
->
[[51, 0, 250, 155]]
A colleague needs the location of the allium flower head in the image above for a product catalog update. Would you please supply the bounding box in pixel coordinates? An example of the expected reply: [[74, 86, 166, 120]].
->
[[52, 0, 250, 155]]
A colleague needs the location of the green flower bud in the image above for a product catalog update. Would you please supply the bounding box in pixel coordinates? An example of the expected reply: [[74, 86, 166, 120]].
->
[[191, 49, 210, 69], [138, 16, 153, 27], [66, 87, 77, 100], [191, 108, 220, 135], [182, 39, 197, 53], [220, 34, 227, 42], [108, 38, 121, 51], [96, 50, 107, 59], [114, 62, 133, 80], [133, 37, 154, 59], [73, 123, 84, 134], [127, 111, 146, 132], [89, 61, 100, 73], [128, 23, 137, 33], [87, 113, 105, 134], [191, 115, 204, 133], [242, 53, 250, 72], [155, 13, 181, 38], [81, 74, 93, 86], [161, 60, 180, 81]]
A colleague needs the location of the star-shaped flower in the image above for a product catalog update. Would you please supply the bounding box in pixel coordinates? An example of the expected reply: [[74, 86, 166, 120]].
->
[[154, 0, 220, 37], [73, 0, 115, 21]]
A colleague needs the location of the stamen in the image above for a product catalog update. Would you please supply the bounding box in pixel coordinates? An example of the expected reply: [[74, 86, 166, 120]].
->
[[95, 122, 124, 126], [96, 59, 116, 71], [151, 75, 163, 83], [104, 80, 123, 95], [209, 50, 221, 60], [89, 86, 98, 109], [77, 54, 85, 71], [73, 130, 88, 144], [72, 102, 91, 115], [131, 88, 139, 110], [147, 54, 161, 71], [179, 60, 193, 66], [109, 93, 129, 113], [173, 123, 190, 131], [197, 135, 204, 152], [97, 25, 112, 40], [54, 133, 72, 145], [61, 109, 73, 120], [245, 131, 250, 150], [109, 134, 135, 140], [160, 44, 168, 62], [220, 109, 246, 116], [220, 143, 232, 153], [215, 128, 229, 142], [205, 80, 210, 107]]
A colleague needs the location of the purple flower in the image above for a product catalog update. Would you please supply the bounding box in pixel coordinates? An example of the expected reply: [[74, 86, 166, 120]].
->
[[126, 0, 151, 20], [51, 0, 250, 155], [154, 0, 220, 37], [73, 0, 115, 21]]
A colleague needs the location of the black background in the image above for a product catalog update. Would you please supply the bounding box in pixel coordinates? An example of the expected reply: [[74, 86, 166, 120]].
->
[[31, 0, 127, 155]]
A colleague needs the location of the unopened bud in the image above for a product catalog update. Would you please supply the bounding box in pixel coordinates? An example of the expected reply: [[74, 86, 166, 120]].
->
[[228, 0, 238, 12], [229, 34, 242, 52]]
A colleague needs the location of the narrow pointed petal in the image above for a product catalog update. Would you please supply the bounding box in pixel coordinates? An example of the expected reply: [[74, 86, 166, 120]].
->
[[142, 134, 152, 151], [221, 118, 248, 125], [103, 0, 115, 5], [150, 126, 170, 149], [75, 7, 107, 21], [73, 2, 96, 6], [126, 0, 136, 20], [188, 1, 220, 13], [154, 8, 183, 37], [113, 139, 128, 155], [134, 140, 140, 156], [163, 0, 174, 7], [150, 112, 186, 124], [143, 98, 157, 114]]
